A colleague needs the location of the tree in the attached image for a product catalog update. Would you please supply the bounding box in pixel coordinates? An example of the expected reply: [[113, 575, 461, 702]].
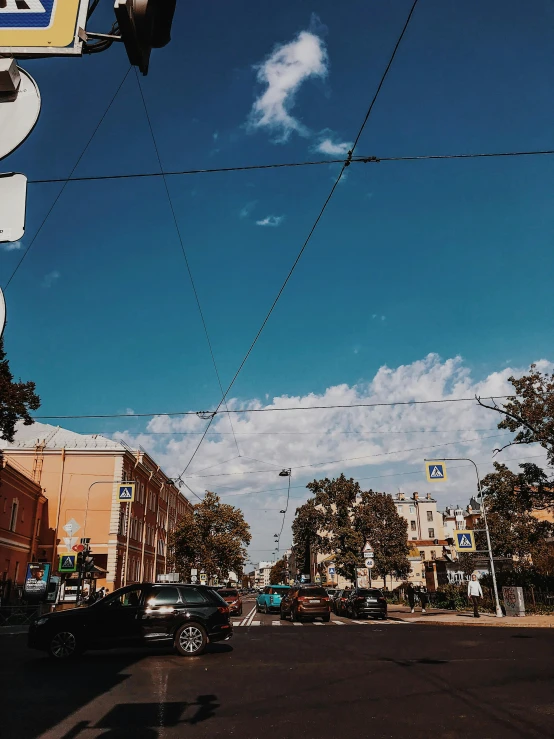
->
[[269, 557, 288, 585], [171, 491, 251, 583], [304, 474, 365, 583], [477, 364, 554, 468], [355, 491, 410, 585], [291, 498, 325, 578], [0, 338, 40, 443]]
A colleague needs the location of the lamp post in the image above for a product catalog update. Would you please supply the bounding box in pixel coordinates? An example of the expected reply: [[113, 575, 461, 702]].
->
[[425, 457, 503, 618]]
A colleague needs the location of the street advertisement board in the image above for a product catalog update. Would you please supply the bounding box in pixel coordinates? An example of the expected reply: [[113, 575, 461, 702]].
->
[[23, 562, 51, 601]]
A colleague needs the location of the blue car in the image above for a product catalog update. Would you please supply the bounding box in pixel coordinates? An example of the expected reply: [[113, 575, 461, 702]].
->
[[256, 585, 290, 613]]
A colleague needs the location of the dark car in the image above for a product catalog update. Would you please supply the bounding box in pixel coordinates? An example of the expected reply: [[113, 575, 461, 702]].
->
[[333, 589, 351, 616], [345, 588, 387, 620], [280, 586, 331, 622], [28, 583, 232, 659], [218, 588, 242, 616]]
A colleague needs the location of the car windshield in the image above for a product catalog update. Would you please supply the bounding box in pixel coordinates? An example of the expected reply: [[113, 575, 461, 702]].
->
[[299, 587, 327, 597], [218, 589, 238, 597], [356, 589, 382, 597], [268, 587, 289, 594]]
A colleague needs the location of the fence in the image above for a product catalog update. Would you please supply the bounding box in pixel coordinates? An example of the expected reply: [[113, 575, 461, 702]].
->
[[0, 605, 43, 627]]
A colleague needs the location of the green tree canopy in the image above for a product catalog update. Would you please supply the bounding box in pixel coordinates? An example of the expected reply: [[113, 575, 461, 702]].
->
[[0, 338, 40, 443], [292, 497, 325, 577], [171, 491, 251, 583], [269, 557, 288, 585]]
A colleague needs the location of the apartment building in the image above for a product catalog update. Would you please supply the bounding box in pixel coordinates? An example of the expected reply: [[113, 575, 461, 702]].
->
[[0, 422, 192, 595]]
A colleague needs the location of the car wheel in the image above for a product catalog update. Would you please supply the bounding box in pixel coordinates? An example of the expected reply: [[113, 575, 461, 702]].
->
[[292, 608, 299, 623], [48, 630, 82, 659], [263, 603, 268, 614], [175, 623, 208, 657], [256, 602, 260, 612], [280, 608, 287, 621]]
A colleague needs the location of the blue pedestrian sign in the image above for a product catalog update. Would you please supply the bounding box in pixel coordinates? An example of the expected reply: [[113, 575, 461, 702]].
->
[[454, 530, 476, 552], [425, 461, 447, 482], [58, 554, 76, 572], [0, 0, 87, 54], [117, 483, 135, 503], [328, 567, 335, 575]]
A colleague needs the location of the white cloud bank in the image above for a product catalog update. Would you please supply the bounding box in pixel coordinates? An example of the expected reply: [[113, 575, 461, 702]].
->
[[1, 240, 22, 252], [316, 137, 352, 156], [42, 270, 60, 288], [113, 354, 552, 559], [248, 28, 328, 142], [256, 215, 284, 227]]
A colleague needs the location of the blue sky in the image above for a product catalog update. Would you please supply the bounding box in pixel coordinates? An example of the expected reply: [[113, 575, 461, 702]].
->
[[2, 0, 553, 560]]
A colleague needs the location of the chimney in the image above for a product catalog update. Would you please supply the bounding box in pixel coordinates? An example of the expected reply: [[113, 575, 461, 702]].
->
[[426, 493, 432, 501], [412, 492, 419, 501]]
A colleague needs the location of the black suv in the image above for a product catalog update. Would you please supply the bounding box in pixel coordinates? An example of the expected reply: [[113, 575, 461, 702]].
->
[[346, 588, 387, 620], [28, 583, 232, 659]]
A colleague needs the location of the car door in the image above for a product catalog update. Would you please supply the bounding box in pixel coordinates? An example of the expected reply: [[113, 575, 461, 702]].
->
[[91, 585, 146, 648], [141, 586, 184, 643], [280, 588, 292, 615]]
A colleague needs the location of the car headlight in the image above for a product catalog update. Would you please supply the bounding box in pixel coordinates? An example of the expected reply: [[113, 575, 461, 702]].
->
[[35, 617, 49, 626]]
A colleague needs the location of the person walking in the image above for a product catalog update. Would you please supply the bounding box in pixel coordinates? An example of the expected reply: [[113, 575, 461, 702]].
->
[[467, 574, 483, 618], [96, 587, 105, 601], [419, 586, 429, 614], [406, 582, 416, 613]]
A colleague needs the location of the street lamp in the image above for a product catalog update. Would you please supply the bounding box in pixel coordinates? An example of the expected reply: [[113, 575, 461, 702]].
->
[[425, 457, 503, 618]]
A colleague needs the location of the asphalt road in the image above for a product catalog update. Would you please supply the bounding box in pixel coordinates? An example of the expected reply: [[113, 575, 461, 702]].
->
[[1, 608, 553, 739]]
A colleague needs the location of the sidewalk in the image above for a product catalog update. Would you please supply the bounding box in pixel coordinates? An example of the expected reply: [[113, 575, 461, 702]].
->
[[388, 604, 554, 628]]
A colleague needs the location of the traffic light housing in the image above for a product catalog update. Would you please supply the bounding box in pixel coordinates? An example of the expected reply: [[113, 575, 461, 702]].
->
[[76, 551, 84, 571], [115, 0, 177, 75]]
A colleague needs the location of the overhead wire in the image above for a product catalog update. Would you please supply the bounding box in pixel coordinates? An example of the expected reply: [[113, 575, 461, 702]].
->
[[2, 65, 132, 291], [175, 0, 421, 482], [133, 69, 242, 461]]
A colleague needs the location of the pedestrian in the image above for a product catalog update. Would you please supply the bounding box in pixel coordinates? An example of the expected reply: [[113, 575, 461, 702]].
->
[[96, 587, 105, 600], [406, 582, 416, 613], [419, 586, 429, 615], [467, 574, 483, 618]]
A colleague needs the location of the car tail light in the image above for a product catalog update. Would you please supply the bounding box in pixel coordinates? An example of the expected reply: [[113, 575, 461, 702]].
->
[[378, 597, 386, 602], [356, 597, 364, 601], [297, 596, 306, 602], [322, 597, 330, 602], [217, 606, 230, 614]]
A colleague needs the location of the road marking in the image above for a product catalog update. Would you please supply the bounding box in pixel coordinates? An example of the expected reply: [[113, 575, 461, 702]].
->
[[251, 621, 261, 626], [292, 622, 303, 626], [271, 621, 281, 626], [333, 620, 345, 625], [240, 605, 257, 627], [353, 620, 367, 625], [313, 622, 324, 625]]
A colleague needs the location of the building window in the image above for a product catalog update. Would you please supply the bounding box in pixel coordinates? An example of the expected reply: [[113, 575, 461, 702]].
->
[[410, 521, 417, 531], [411, 536, 417, 540], [431, 550, 436, 560], [9, 500, 18, 532], [428, 528, 435, 539], [427, 511, 433, 522], [409, 505, 415, 514], [14, 561, 20, 583]]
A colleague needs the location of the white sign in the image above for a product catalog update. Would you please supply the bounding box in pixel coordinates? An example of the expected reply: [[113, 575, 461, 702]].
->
[[0, 173, 27, 243], [363, 542, 373, 553], [191, 569, 198, 576], [365, 558, 375, 569], [191, 576, 197, 583], [62, 518, 81, 535], [0, 69, 41, 161], [200, 573, 207, 583], [62, 536, 78, 551]]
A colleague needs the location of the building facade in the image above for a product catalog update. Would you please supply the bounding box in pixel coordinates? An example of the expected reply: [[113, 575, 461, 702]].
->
[[1, 423, 192, 596], [0, 457, 47, 601]]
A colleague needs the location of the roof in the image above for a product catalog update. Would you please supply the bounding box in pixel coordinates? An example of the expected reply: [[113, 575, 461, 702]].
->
[[0, 422, 125, 451]]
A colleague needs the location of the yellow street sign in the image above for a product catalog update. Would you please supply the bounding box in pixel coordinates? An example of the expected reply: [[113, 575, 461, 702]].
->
[[425, 461, 447, 482], [0, 0, 88, 55], [117, 483, 135, 503], [454, 530, 476, 552]]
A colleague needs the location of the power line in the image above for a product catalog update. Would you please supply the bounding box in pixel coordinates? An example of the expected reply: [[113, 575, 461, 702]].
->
[[184, 433, 509, 478], [134, 69, 241, 461], [88, 427, 500, 436], [23, 149, 554, 185], [2, 66, 132, 291], [30, 394, 520, 420], [175, 0, 421, 481]]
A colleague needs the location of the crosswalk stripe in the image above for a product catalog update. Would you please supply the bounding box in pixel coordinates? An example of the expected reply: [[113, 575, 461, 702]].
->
[[353, 620, 367, 625], [333, 620, 345, 625], [313, 622, 324, 625], [271, 621, 280, 626], [292, 622, 303, 626], [251, 621, 261, 626]]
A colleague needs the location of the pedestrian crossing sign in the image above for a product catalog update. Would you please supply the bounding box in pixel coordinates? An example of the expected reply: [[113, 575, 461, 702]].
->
[[425, 461, 447, 482], [117, 483, 135, 503], [58, 554, 76, 572], [454, 530, 476, 552], [0, 0, 88, 54]]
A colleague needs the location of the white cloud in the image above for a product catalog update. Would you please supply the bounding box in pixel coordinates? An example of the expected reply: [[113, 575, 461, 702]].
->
[[256, 215, 284, 227], [1, 240, 23, 252], [42, 270, 60, 288], [240, 201, 257, 219], [316, 137, 352, 156], [213, 131, 219, 141], [248, 28, 328, 142], [113, 354, 552, 561]]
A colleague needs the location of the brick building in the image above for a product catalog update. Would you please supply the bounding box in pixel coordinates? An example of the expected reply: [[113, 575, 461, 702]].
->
[[0, 456, 47, 601], [0, 423, 192, 596]]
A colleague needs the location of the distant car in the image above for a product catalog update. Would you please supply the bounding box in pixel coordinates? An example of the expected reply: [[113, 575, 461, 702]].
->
[[345, 588, 387, 620], [333, 589, 352, 616], [256, 585, 290, 613], [28, 583, 232, 659], [218, 588, 242, 616], [326, 588, 340, 603], [280, 585, 331, 622]]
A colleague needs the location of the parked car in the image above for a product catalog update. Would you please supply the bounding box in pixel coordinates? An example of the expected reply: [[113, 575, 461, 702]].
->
[[280, 585, 331, 622], [326, 588, 340, 603], [28, 583, 232, 659], [333, 589, 351, 616], [256, 585, 290, 613], [345, 588, 387, 620], [218, 588, 243, 616]]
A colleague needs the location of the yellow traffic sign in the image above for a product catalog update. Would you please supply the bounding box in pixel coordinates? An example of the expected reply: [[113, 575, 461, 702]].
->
[[0, 0, 88, 55], [454, 530, 476, 552], [425, 461, 447, 482]]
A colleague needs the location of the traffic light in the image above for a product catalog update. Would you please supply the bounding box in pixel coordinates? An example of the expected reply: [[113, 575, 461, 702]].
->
[[84, 555, 95, 573], [115, 0, 177, 75]]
